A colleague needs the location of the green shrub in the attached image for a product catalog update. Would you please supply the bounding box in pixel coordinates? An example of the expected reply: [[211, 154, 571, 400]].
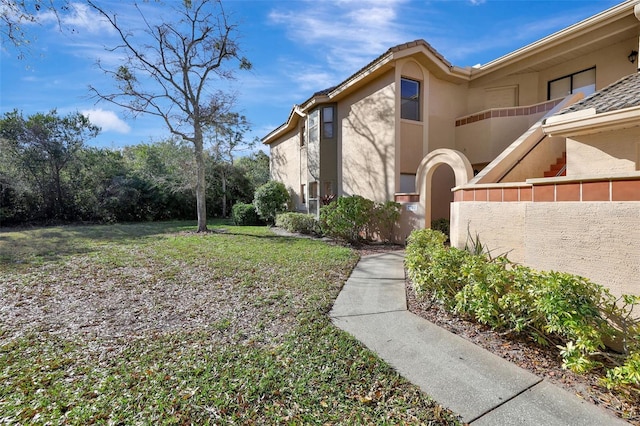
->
[[368, 201, 401, 243], [319, 196, 402, 244], [319, 195, 374, 243], [275, 212, 320, 235], [431, 218, 449, 239], [231, 202, 260, 226], [253, 181, 290, 225], [405, 228, 640, 389]]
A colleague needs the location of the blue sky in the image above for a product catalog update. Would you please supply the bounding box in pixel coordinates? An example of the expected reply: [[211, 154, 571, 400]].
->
[[0, 0, 622, 150]]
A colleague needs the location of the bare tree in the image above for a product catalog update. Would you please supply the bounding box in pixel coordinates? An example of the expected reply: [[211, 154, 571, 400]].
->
[[87, 0, 251, 232], [1, 0, 65, 57]]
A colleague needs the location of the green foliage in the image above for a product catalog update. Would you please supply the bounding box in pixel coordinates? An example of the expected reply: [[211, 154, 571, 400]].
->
[[275, 212, 320, 235], [253, 181, 290, 225], [367, 201, 402, 243], [231, 202, 260, 226], [319, 195, 374, 243], [319, 196, 401, 244], [431, 218, 450, 238], [405, 228, 640, 391]]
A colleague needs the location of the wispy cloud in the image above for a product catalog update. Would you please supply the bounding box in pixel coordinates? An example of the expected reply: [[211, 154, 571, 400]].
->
[[82, 108, 131, 134], [38, 2, 113, 35], [269, 0, 410, 79]]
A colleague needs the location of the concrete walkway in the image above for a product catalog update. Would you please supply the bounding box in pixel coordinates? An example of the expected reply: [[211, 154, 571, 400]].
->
[[329, 251, 628, 425]]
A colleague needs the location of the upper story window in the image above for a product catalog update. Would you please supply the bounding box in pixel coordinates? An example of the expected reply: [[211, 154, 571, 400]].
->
[[308, 109, 319, 145], [548, 67, 596, 100], [322, 106, 334, 139], [300, 124, 306, 147], [401, 78, 420, 121]]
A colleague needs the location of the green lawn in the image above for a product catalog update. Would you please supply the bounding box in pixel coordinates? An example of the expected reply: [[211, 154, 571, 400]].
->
[[0, 221, 459, 424]]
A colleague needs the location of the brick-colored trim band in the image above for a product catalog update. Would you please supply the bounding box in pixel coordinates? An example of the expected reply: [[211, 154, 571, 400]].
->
[[455, 99, 563, 127], [453, 179, 640, 202]]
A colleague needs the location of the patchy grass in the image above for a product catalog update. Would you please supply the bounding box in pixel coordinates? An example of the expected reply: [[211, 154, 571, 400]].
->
[[0, 221, 459, 424]]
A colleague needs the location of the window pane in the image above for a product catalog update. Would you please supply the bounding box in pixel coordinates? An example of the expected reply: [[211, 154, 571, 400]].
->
[[401, 99, 419, 121], [323, 106, 333, 123], [323, 122, 333, 138], [572, 68, 596, 96], [401, 78, 420, 121], [549, 77, 571, 99], [401, 79, 419, 99]]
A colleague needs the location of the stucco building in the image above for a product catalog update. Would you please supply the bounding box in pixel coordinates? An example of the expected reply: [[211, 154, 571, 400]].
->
[[263, 0, 640, 297]]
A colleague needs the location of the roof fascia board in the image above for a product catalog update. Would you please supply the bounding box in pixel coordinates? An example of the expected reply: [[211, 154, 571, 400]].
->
[[262, 105, 305, 144], [471, 0, 638, 78], [542, 105, 640, 136]]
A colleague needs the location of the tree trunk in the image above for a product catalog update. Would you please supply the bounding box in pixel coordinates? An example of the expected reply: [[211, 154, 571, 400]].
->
[[221, 169, 227, 218], [193, 127, 208, 232]]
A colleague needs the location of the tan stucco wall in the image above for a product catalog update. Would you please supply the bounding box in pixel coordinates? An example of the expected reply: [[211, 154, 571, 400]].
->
[[450, 201, 527, 261], [538, 37, 638, 101], [400, 121, 423, 173], [340, 71, 396, 202], [269, 129, 304, 209], [466, 37, 638, 116], [500, 135, 566, 182], [567, 128, 640, 176], [455, 113, 546, 165], [451, 201, 640, 298], [428, 76, 467, 151]]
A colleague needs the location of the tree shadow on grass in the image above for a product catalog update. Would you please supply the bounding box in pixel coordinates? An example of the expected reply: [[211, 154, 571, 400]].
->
[[0, 221, 201, 266]]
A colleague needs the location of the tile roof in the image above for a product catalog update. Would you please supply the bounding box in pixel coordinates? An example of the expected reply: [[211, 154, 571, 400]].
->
[[559, 72, 640, 115]]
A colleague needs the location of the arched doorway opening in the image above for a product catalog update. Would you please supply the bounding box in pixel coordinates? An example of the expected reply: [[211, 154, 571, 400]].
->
[[415, 149, 473, 230]]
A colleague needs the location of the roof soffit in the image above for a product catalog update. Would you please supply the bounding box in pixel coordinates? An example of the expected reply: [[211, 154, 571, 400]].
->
[[470, 1, 640, 81]]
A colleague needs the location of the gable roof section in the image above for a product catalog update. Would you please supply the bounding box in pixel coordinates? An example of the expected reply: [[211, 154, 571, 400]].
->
[[263, 39, 462, 144]]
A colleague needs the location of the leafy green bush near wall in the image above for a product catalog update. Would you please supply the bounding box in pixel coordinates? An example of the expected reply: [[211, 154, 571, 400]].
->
[[319, 196, 401, 244], [275, 212, 320, 235], [405, 228, 640, 391]]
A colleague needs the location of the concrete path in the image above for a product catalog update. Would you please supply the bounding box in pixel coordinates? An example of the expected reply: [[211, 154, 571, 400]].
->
[[329, 251, 628, 425]]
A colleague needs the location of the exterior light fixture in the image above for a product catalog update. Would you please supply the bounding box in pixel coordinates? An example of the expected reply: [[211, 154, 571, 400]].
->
[[628, 50, 638, 64]]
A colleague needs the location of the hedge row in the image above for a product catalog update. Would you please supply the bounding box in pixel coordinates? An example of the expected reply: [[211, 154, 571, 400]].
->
[[405, 228, 640, 391]]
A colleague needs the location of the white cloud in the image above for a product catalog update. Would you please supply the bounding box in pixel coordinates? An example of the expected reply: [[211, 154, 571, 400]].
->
[[39, 2, 114, 35], [269, 0, 410, 77], [82, 108, 130, 134]]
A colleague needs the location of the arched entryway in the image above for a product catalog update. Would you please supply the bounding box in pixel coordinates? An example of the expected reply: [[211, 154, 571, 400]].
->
[[415, 149, 473, 229]]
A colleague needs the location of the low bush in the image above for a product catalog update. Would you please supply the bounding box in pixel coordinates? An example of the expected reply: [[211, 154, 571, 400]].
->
[[253, 181, 290, 225], [430, 218, 450, 239], [320, 196, 401, 244], [405, 228, 640, 391], [275, 212, 320, 235], [319, 195, 374, 243], [231, 202, 260, 226]]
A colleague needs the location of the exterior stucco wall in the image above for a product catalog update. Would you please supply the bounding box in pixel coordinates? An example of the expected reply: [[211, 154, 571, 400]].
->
[[428, 76, 467, 151], [537, 37, 638, 101], [451, 200, 640, 298], [269, 129, 304, 210], [567, 128, 639, 176], [340, 71, 396, 202], [524, 202, 640, 298], [455, 113, 546, 165], [500, 135, 566, 182], [450, 201, 527, 261], [466, 37, 637, 117]]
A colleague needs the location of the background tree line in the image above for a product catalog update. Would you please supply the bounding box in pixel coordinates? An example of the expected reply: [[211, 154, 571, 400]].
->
[[0, 109, 269, 226]]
